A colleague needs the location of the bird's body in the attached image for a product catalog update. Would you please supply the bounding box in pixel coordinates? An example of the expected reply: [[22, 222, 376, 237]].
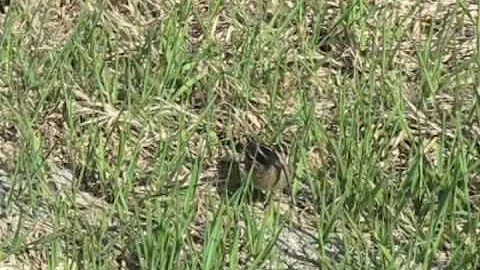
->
[[244, 139, 290, 192]]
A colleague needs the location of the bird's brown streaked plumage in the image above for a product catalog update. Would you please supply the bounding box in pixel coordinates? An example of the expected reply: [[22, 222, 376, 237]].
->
[[244, 139, 290, 193]]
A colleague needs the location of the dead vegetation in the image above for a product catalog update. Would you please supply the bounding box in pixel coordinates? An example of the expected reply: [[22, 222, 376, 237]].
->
[[0, 0, 479, 269]]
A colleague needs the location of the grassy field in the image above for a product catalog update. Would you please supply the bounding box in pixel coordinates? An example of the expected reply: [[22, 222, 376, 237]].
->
[[0, 0, 479, 269]]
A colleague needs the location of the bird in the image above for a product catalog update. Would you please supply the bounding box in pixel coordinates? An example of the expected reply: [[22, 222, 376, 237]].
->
[[243, 137, 290, 194]]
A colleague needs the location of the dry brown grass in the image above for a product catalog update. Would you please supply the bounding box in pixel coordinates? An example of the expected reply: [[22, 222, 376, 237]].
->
[[0, 0, 479, 269]]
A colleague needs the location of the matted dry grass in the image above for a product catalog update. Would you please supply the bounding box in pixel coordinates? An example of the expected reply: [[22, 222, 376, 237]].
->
[[0, 0, 479, 269]]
